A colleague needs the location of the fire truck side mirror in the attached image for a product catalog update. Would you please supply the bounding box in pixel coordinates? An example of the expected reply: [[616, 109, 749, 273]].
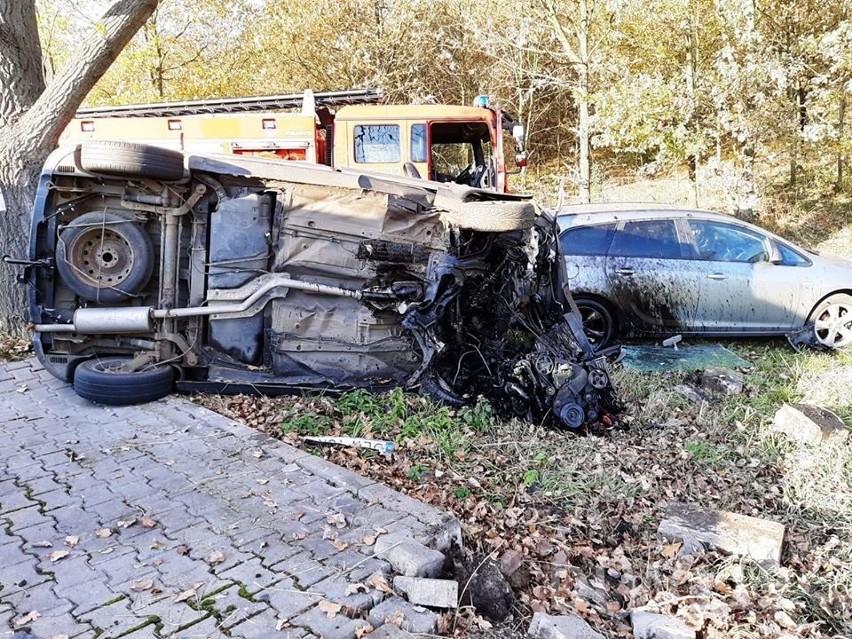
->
[[511, 124, 526, 151], [515, 153, 528, 168]]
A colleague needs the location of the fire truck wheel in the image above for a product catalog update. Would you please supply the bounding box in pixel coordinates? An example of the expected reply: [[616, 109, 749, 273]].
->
[[442, 200, 536, 232], [55, 212, 154, 303], [80, 141, 185, 181]]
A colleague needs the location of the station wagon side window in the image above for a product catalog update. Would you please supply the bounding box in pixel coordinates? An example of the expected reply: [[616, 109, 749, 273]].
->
[[686, 220, 769, 263], [559, 223, 616, 255], [609, 220, 682, 259], [354, 124, 401, 163]]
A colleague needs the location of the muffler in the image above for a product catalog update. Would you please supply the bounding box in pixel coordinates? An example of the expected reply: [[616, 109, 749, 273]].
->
[[36, 307, 154, 333]]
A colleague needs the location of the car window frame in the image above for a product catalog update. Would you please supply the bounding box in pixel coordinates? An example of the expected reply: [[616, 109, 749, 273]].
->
[[607, 216, 692, 260]]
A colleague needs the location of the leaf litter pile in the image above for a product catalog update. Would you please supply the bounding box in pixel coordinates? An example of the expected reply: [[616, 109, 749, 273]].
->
[[196, 343, 852, 638]]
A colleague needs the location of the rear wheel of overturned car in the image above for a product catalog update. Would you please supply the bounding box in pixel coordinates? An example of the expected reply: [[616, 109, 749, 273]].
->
[[574, 297, 616, 348], [79, 140, 185, 181], [808, 293, 852, 349], [55, 212, 154, 303], [442, 200, 535, 232], [73, 357, 175, 405]]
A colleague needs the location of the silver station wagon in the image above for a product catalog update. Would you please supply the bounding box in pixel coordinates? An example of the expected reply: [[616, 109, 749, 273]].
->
[[557, 204, 852, 349]]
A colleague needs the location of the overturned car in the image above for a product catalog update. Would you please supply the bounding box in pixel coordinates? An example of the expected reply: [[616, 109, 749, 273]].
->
[[19, 141, 618, 429]]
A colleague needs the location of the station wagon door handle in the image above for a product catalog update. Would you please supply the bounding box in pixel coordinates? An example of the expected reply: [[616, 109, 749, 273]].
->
[[615, 268, 634, 276], [707, 273, 728, 280]]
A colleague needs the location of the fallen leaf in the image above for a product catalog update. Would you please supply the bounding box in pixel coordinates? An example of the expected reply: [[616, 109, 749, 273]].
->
[[292, 511, 305, 521], [384, 610, 406, 626], [174, 588, 197, 602], [32, 540, 52, 548], [176, 545, 190, 555], [49, 550, 70, 562], [355, 624, 374, 638], [64, 536, 79, 548], [318, 600, 342, 617], [661, 542, 682, 559], [116, 518, 136, 529], [95, 528, 113, 538], [208, 550, 225, 564], [291, 532, 306, 541], [346, 583, 368, 595], [362, 535, 377, 546], [14, 610, 41, 627], [326, 513, 347, 528], [153, 558, 164, 567], [332, 539, 349, 551], [368, 573, 394, 595], [474, 616, 493, 630], [140, 516, 157, 528], [150, 539, 166, 550], [130, 579, 153, 592]]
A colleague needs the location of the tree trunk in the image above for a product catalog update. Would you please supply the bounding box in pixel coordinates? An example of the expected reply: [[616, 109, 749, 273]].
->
[[0, 0, 158, 333], [576, 0, 591, 204], [836, 93, 846, 193]]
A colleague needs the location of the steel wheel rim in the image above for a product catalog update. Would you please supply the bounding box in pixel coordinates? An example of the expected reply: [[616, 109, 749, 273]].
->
[[814, 302, 852, 348], [67, 227, 135, 290]]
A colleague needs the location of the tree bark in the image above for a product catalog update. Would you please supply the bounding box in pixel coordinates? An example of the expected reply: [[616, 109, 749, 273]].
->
[[836, 92, 846, 193], [0, 0, 158, 333], [576, 0, 591, 204]]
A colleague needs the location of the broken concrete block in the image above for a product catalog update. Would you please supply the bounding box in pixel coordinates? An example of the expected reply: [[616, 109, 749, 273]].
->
[[528, 612, 604, 639], [393, 576, 458, 608], [632, 611, 696, 639], [367, 596, 438, 634], [771, 403, 849, 446], [374, 534, 444, 577], [658, 502, 784, 568], [575, 575, 609, 609], [700, 368, 744, 396]]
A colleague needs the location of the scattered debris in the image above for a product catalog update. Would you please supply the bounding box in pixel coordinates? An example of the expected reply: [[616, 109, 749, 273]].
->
[[304, 435, 395, 455], [140, 515, 158, 528], [771, 403, 849, 446], [658, 502, 785, 568], [631, 610, 696, 639], [621, 344, 750, 373], [48, 550, 70, 562], [374, 534, 445, 578], [672, 384, 709, 403], [366, 597, 439, 634], [393, 576, 458, 609], [207, 550, 226, 565], [699, 368, 744, 396], [528, 611, 604, 639], [94, 528, 112, 538], [449, 545, 513, 621], [13, 610, 42, 628], [63, 536, 79, 548], [662, 335, 683, 349], [130, 579, 154, 592], [787, 323, 832, 352]]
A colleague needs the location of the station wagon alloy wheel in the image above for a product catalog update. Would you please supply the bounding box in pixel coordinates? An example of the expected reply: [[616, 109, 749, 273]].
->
[[812, 295, 852, 348]]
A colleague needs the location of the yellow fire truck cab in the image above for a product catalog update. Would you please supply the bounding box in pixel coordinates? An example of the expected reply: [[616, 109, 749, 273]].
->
[[61, 89, 527, 193]]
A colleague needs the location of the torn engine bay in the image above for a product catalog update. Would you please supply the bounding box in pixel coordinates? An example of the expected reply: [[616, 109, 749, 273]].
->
[[24, 142, 619, 429]]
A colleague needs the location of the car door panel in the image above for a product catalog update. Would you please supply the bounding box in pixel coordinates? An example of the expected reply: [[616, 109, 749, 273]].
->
[[684, 219, 800, 331], [604, 219, 703, 333]]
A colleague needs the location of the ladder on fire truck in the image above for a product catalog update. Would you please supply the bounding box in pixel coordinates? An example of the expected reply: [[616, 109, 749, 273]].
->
[[74, 88, 383, 119]]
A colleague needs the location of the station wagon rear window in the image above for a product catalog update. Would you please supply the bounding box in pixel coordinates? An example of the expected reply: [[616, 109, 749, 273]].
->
[[354, 124, 401, 163]]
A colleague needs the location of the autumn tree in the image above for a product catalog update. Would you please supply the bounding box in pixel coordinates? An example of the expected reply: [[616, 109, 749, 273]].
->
[[0, 0, 158, 331]]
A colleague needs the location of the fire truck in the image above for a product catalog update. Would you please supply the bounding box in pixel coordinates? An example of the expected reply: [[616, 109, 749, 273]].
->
[[61, 89, 527, 192]]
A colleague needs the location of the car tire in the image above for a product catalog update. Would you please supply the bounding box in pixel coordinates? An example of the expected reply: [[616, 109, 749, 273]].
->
[[807, 293, 852, 349], [442, 200, 535, 232], [73, 357, 174, 405], [574, 297, 616, 348], [55, 211, 155, 303], [80, 140, 185, 181]]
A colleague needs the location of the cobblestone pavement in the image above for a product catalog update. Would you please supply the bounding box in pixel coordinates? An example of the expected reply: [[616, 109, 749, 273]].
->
[[0, 359, 461, 638]]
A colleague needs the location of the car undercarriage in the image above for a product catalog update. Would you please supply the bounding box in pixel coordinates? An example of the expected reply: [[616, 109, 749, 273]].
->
[[22, 141, 619, 430]]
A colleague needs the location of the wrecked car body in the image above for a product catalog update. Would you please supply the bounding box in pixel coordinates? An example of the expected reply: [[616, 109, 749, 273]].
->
[[20, 141, 618, 429]]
